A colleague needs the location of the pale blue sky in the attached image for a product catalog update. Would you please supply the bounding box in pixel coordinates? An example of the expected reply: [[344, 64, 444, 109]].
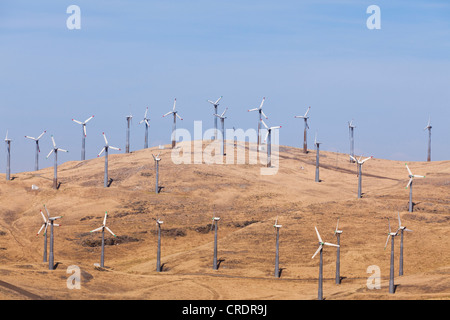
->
[[1, 0, 450, 173]]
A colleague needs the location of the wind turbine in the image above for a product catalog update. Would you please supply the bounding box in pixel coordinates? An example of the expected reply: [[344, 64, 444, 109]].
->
[[312, 227, 340, 300], [207, 96, 223, 140], [424, 117, 432, 162], [126, 114, 132, 153], [405, 163, 425, 213], [334, 219, 343, 285], [314, 132, 322, 183], [214, 107, 228, 155], [397, 212, 413, 276], [43, 205, 62, 270], [294, 106, 311, 154], [72, 115, 94, 161], [384, 218, 398, 294], [25, 131, 46, 171], [139, 107, 151, 149], [348, 120, 356, 163], [211, 214, 221, 270], [156, 218, 163, 272], [5, 131, 11, 181], [247, 97, 268, 149], [350, 155, 373, 199], [98, 132, 121, 188], [152, 153, 161, 194], [274, 216, 282, 278], [90, 212, 117, 268], [36, 208, 50, 263], [261, 120, 281, 168], [46, 135, 68, 189], [162, 98, 183, 149]]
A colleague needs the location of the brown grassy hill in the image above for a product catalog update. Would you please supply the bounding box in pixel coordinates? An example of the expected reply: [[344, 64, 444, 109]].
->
[[0, 140, 449, 300]]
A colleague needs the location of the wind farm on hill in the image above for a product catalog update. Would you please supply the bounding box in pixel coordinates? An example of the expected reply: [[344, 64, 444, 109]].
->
[[0, 138, 449, 300]]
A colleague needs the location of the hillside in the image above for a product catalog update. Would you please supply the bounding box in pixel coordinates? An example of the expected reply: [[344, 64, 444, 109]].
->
[[0, 140, 449, 300]]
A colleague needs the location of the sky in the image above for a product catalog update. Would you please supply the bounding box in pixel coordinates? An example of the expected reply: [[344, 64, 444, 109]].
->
[[1, 0, 450, 173]]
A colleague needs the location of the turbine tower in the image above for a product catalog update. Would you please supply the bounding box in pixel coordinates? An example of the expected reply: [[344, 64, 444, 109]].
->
[[314, 132, 322, 183], [294, 106, 311, 154], [90, 212, 117, 268], [152, 153, 161, 194], [98, 132, 121, 188], [274, 216, 282, 278], [25, 131, 46, 171], [312, 227, 340, 301], [5, 131, 11, 181], [384, 218, 398, 294], [405, 163, 425, 213], [334, 219, 343, 285], [36, 208, 50, 262], [214, 107, 228, 155], [156, 218, 163, 272], [424, 117, 432, 162], [46, 135, 68, 189], [207, 96, 223, 140], [126, 114, 132, 153], [261, 120, 281, 168], [72, 116, 94, 161], [247, 97, 268, 149], [163, 99, 183, 149], [348, 120, 356, 162], [211, 215, 221, 270], [139, 107, 151, 149], [396, 212, 413, 276], [350, 155, 373, 199], [43, 205, 62, 270]]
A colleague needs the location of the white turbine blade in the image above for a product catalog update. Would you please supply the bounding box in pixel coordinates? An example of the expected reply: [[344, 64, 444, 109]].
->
[[398, 212, 402, 229], [83, 125, 87, 137], [270, 126, 281, 130], [25, 135, 36, 140], [103, 212, 107, 226], [90, 226, 103, 233], [176, 113, 183, 120], [405, 163, 413, 176], [336, 219, 340, 233], [215, 96, 223, 105], [275, 216, 278, 226], [46, 149, 54, 159], [388, 218, 392, 234], [261, 110, 268, 119], [145, 119, 150, 127], [413, 175, 425, 178], [406, 178, 413, 189], [312, 245, 323, 259], [248, 108, 258, 112], [36, 224, 45, 236], [294, 115, 304, 119], [259, 97, 265, 110], [37, 131, 46, 140], [221, 107, 228, 117], [264, 131, 269, 143], [207, 100, 216, 105], [315, 227, 323, 243], [84, 115, 94, 123], [324, 242, 339, 248], [163, 111, 173, 117], [144, 107, 148, 119], [103, 132, 108, 145], [213, 113, 221, 118], [361, 156, 373, 164], [172, 98, 177, 111], [105, 226, 116, 237], [98, 147, 105, 157], [384, 235, 391, 250], [349, 155, 357, 162], [261, 120, 269, 129], [405, 228, 413, 232], [5, 130, 8, 141], [139, 119, 144, 124], [58, 148, 68, 153], [72, 119, 82, 125], [109, 146, 121, 151], [40, 210, 47, 223], [51, 135, 56, 147], [44, 205, 50, 218], [304, 106, 311, 117], [43, 223, 49, 235]]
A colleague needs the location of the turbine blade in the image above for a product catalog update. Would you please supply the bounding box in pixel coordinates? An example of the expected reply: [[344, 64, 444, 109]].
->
[[105, 226, 116, 237], [98, 147, 105, 157], [83, 125, 87, 137], [51, 136, 56, 147], [248, 108, 258, 112], [384, 235, 391, 250], [336, 218, 340, 233], [176, 113, 183, 120], [259, 97, 265, 110], [84, 115, 94, 123], [40, 210, 47, 223], [215, 96, 223, 105], [163, 111, 173, 117], [324, 242, 339, 248], [261, 110, 268, 119], [144, 107, 148, 119], [413, 175, 425, 178], [25, 136, 36, 140], [315, 227, 323, 243], [406, 178, 413, 189], [72, 119, 82, 125], [405, 163, 413, 176], [103, 212, 107, 226], [37, 131, 46, 140], [90, 226, 103, 233], [221, 107, 228, 117], [46, 149, 54, 159], [261, 120, 268, 129], [312, 245, 323, 259], [103, 132, 108, 145], [304, 106, 311, 117], [264, 131, 269, 143], [361, 156, 373, 164], [37, 224, 45, 236], [398, 212, 402, 229], [173, 98, 177, 112], [58, 148, 68, 153], [109, 146, 121, 151]]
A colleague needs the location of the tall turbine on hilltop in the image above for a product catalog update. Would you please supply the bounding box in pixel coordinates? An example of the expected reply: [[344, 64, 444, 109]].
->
[[350, 155, 373, 199], [214, 107, 228, 155], [139, 107, 151, 149], [5, 131, 11, 181], [396, 212, 413, 276], [274, 216, 282, 278], [152, 153, 161, 194], [261, 120, 281, 168], [384, 218, 398, 294], [72, 116, 94, 161], [312, 227, 340, 301], [424, 117, 432, 162], [98, 132, 121, 188], [36, 208, 50, 262], [348, 120, 356, 162], [207, 96, 223, 140], [211, 214, 221, 270], [405, 164, 425, 213], [314, 132, 322, 183], [90, 212, 117, 268], [43, 205, 62, 270], [163, 99, 183, 149], [294, 106, 311, 153], [248, 97, 268, 149], [156, 218, 164, 272], [25, 131, 46, 171], [334, 219, 343, 285], [46, 135, 68, 189], [126, 114, 132, 153]]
